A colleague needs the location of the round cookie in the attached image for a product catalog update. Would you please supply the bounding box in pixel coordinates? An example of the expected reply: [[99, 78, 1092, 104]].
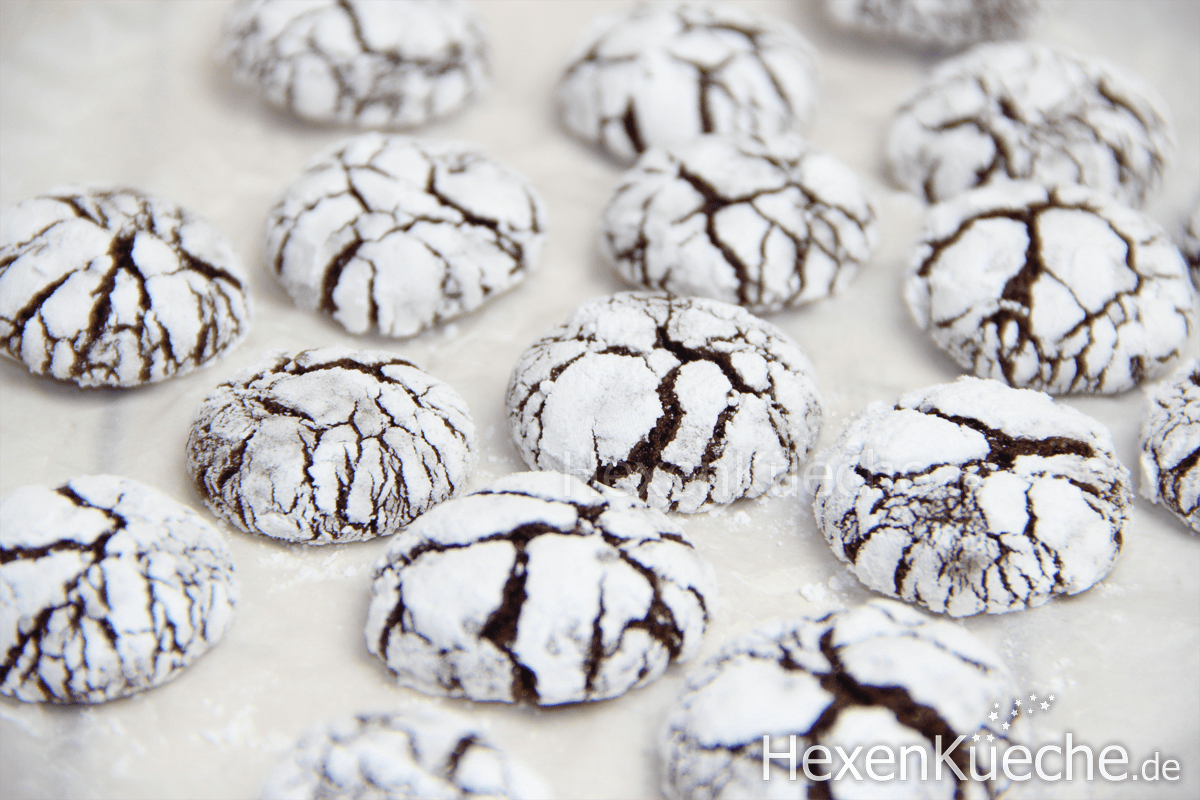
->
[[0, 185, 250, 388], [0, 475, 237, 704], [812, 377, 1131, 617], [887, 41, 1175, 207], [661, 600, 1022, 800], [186, 347, 475, 545], [506, 292, 824, 513], [556, 1, 820, 165], [601, 134, 878, 313], [260, 707, 550, 800], [219, 0, 489, 129], [905, 181, 1196, 395], [1140, 359, 1200, 532], [823, 0, 1042, 50], [364, 471, 717, 706], [1180, 195, 1200, 290], [266, 133, 545, 338]]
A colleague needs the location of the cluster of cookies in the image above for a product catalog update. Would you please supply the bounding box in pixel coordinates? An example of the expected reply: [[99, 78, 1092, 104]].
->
[[1, 1, 1197, 798]]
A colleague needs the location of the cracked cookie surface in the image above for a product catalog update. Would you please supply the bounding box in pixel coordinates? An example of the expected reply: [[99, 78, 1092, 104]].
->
[[186, 347, 475, 545], [905, 181, 1196, 395], [823, 0, 1042, 50], [1140, 359, 1200, 532], [0, 185, 250, 388], [364, 471, 717, 706], [887, 41, 1174, 207], [506, 292, 823, 513], [601, 134, 877, 313], [661, 599, 1021, 800], [219, 0, 488, 128], [0, 475, 237, 704], [813, 377, 1131, 617], [266, 133, 545, 338], [259, 707, 550, 800], [556, 1, 819, 165]]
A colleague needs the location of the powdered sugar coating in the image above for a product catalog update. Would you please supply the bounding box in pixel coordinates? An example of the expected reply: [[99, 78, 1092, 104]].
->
[[219, 0, 488, 128], [812, 377, 1131, 617], [661, 600, 1022, 800], [601, 135, 878, 313], [887, 41, 1175, 207], [0, 476, 237, 704], [823, 0, 1042, 50], [260, 707, 550, 800], [0, 186, 250, 388], [266, 134, 545, 338], [1140, 359, 1200, 532], [186, 347, 475, 545], [905, 181, 1196, 395], [506, 292, 824, 513], [556, 1, 820, 165], [364, 471, 717, 706]]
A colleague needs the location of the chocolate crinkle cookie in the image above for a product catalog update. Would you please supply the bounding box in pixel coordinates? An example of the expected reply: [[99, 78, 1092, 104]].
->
[[0, 476, 237, 704], [887, 41, 1175, 207], [0, 185, 250, 388], [812, 377, 1131, 617], [365, 472, 717, 706], [601, 134, 878, 313], [661, 600, 1023, 800], [219, 0, 488, 129], [556, 1, 820, 165], [186, 347, 475, 545], [905, 181, 1196, 395], [823, 0, 1042, 50], [506, 292, 824, 513], [1140, 359, 1200, 532], [266, 133, 545, 338], [260, 707, 550, 800]]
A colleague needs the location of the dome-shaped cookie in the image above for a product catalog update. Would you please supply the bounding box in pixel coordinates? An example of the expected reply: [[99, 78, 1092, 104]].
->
[[812, 378, 1131, 617], [186, 347, 476, 544], [1, 475, 238, 704], [0, 186, 250, 388], [557, 1, 819, 164], [365, 471, 717, 705], [506, 292, 824, 513], [266, 134, 545, 338], [220, 0, 489, 128], [661, 600, 1022, 799], [601, 134, 877, 313]]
